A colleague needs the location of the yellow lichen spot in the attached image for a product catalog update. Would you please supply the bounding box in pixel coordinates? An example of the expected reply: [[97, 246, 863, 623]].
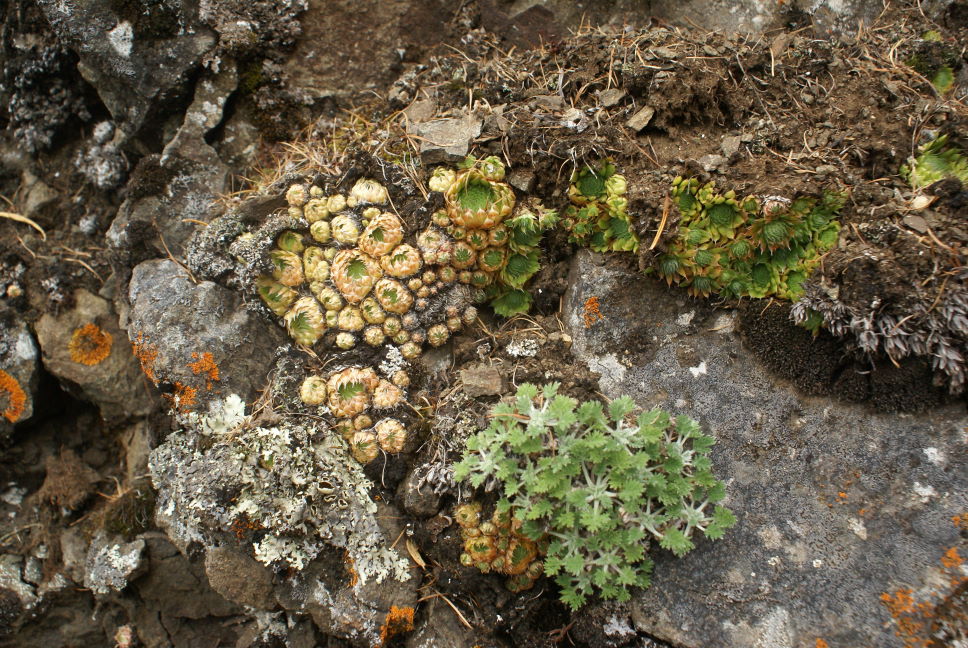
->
[[377, 605, 415, 647], [188, 351, 220, 390], [132, 332, 159, 384], [0, 369, 27, 423], [68, 323, 113, 366]]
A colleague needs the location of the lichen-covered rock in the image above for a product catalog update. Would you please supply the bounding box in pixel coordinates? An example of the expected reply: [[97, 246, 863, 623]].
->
[[107, 64, 237, 264], [149, 395, 412, 583], [562, 249, 968, 648], [82, 532, 146, 597], [127, 259, 287, 410], [37, 0, 216, 139], [0, 311, 39, 435], [274, 501, 418, 646], [34, 289, 157, 423], [2, 45, 94, 152]]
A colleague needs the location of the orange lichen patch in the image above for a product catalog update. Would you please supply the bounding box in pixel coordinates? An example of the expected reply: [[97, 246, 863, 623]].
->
[[880, 588, 932, 648], [132, 332, 159, 384], [230, 514, 263, 540], [815, 640, 829, 648], [940, 547, 963, 571], [344, 550, 359, 588], [836, 491, 848, 502], [952, 513, 968, 530], [582, 296, 603, 328], [68, 322, 113, 366], [880, 546, 968, 648], [188, 351, 220, 390], [0, 370, 27, 423], [163, 382, 197, 413], [377, 605, 415, 647]]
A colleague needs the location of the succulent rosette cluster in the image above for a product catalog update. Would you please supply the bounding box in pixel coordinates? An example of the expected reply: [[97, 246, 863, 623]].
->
[[657, 178, 843, 299], [561, 162, 639, 253], [454, 502, 545, 593], [426, 156, 557, 316]]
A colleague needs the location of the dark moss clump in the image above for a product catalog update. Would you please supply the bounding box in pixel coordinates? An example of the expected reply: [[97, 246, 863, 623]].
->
[[102, 486, 156, 540]]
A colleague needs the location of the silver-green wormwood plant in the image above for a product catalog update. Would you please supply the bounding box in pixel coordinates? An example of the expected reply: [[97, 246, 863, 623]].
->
[[454, 383, 736, 609]]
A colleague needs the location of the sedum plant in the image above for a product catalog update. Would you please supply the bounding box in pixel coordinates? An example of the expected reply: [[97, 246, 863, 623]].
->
[[454, 383, 735, 610]]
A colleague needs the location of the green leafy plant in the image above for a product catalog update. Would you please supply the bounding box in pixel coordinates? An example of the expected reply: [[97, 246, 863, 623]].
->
[[657, 178, 844, 300], [486, 201, 557, 317], [901, 135, 968, 189], [562, 162, 639, 252], [454, 383, 735, 610]]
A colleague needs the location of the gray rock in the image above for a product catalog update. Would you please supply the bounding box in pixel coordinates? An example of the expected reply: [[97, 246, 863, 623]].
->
[[127, 259, 287, 408], [107, 64, 237, 262], [406, 597, 478, 648], [83, 532, 146, 596], [410, 114, 483, 164], [163, 62, 238, 168], [720, 134, 743, 158], [21, 172, 59, 217], [204, 546, 276, 610], [122, 420, 154, 485], [699, 153, 728, 171], [562, 249, 968, 648], [403, 98, 438, 123], [0, 554, 38, 610], [626, 106, 655, 132], [34, 289, 157, 423], [37, 0, 215, 139], [507, 168, 536, 193], [459, 364, 504, 397], [398, 469, 442, 518], [134, 535, 239, 620], [0, 312, 38, 434], [599, 88, 627, 107]]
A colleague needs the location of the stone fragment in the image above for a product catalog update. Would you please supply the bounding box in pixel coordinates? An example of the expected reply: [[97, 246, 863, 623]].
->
[[721, 135, 743, 158], [460, 365, 504, 397], [204, 546, 276, 610], [599, 88, 627, 107], [410, 114, 483, 164], [699, 153, 727, 171], [127, 259, 288, 410], [34, 289, 157, 423], [0, 311, 39, 434], [903, 214, 930, 233], [398, 469, 441, 518], [533, 94, 565, 110], [507, 169, 536, 193], [83, 532, 146, 596], [403, 98, 437, 123], [626, 106, 655, 131]]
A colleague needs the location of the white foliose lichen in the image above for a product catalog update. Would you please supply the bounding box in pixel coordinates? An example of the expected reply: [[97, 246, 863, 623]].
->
[[149, 395, 411, 584]]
